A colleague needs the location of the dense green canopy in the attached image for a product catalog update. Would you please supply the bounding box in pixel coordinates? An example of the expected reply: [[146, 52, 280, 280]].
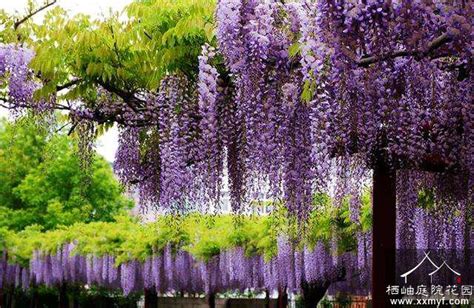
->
[[0, 117, 133, 231], [1, 196, 372, 267], [1, 0, 216, 108]]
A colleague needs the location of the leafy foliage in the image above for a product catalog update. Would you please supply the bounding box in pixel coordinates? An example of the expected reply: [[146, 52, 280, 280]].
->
[[1, 0, 215, 102], [1, 194, 372, 267], [0, 117, 133, 231]]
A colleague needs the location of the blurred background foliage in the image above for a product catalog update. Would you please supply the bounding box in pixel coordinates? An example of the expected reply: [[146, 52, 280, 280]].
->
[[0, 116, 133, 231], [0, 196, 372, 268]]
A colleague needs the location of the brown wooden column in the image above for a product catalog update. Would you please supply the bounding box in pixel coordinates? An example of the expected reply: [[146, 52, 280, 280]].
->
[[58, 283, 68, 308], [29, 284, 38, 308], [264, 289, 270, 308], [302, 281, 329, 308], [144, 288, 158, 308], [277, 287, 287, 308], [207, 293, 216, 308], [372, 164, 396, 307]]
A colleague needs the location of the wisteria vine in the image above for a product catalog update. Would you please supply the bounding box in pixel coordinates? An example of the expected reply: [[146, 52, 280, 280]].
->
[[0, 237, 370, 297], [1, 1, 472, 224]]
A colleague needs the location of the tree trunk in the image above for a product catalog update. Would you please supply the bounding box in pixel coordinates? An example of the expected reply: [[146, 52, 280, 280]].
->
[[207, 293, 215, 308], [70, 291, 79, 308], [6, 289, 12, 308], [58, 283, 68, 308], [30, 286, 39, 308], [372, 164, 396, 307], [72, 285, 80, 308], [264, 289, 270, 308], [8, 292, 14, 308], [144, 288, 157, 308], [0, 288, 3, 308], [3, 290, 8, 308], [277, 287, 287, 308], [301, 281, 329, 308]]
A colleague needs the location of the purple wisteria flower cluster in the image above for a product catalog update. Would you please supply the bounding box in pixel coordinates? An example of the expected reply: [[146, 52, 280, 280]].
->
[[298, 0, 473, 200], [1, 202, 469, 296], [1, 1, 472, 222], [0, 45, 36, 105], [396, 170, 469, 251], [0, 238, 369, 296], [215, 1, 318, 219], [0, 44, 54, 115]]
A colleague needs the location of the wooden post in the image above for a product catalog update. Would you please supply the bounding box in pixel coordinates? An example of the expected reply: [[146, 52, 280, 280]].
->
[[372, 164, 396, 307], [29, 285, 38, 308], [5, 288, 12, 308], [206, 293, 215, 308], [72, 286, 80, 308], [8, 289, 14, 308], [144, 288, 158, 308], [58, 283, 68, 308], [277, 287, 287, 308], [302, 281, 329, 308], [264, 289, 270, 308]]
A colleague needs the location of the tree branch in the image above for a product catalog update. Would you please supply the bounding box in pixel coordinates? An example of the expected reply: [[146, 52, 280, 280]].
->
[[14, 0, 57, 30], [55, 121, 71, 133], [95, 80, 146, 112], [58, 78, 147, 113], [358, 33, 453, 67], [143, 31, 153, 40], [2, 94, 154, 130], [67, 122, 78, 135], [56, 78, 83, 91], [1, 98, 74, 112]]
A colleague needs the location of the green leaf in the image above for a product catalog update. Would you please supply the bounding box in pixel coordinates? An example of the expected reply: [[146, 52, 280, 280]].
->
[[288, 42, 300, 58], [301, 80, 314, 102]]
